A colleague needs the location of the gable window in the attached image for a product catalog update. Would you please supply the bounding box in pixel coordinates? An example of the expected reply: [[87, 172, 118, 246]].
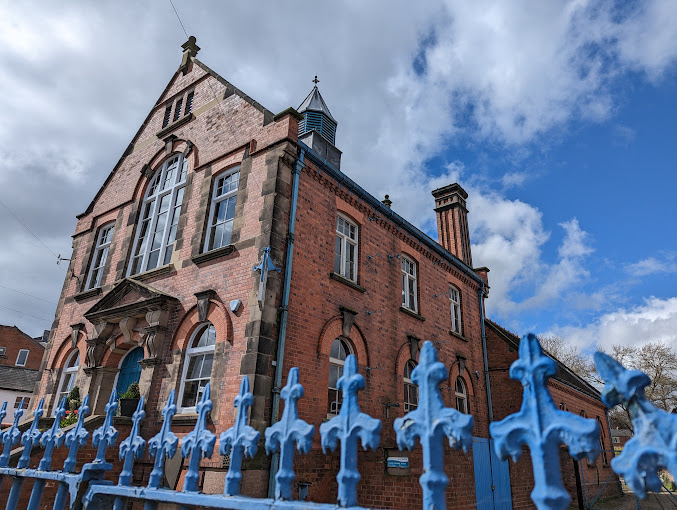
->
[[205, 168, 240, 251], [334, 216, 358, 281], [401, 256, 417, 312], [179, 323, 216, 412], [328, 338, 352, 416], [185, 91, 195, 115], [455, 377, 468, 414], [129, 155, 187, 275], [162, 104, 173, 128], [404, 360, 418, 412], [173, 97, 183, 122], [86, 224, 115, 290], [15, 349, 29, 367], [162, 91, 195, 129], [56, 351, 79, 415], [450, 285, 462, 335]]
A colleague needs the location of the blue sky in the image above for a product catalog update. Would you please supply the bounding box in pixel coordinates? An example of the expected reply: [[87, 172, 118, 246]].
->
[[0, 1, 675, 354]]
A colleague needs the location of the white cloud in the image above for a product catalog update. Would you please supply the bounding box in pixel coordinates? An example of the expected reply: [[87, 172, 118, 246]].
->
[[626, 254, 677, 276], [551, 297, 677, 353]]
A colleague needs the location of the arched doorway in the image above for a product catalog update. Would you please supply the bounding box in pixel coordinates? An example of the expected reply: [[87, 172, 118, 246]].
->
[[115, 347, 143, 396]]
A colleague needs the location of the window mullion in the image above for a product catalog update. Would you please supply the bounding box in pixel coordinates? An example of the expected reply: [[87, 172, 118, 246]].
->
[[159, 186, 179, 265]]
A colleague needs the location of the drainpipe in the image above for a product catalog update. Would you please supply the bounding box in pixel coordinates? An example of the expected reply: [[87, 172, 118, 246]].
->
[[267, 148, 305, 498], [478, 284, 493, 423]]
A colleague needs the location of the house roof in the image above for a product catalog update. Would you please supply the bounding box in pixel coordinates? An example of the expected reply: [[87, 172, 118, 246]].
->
[[611, 428, 632, 437], [0, 366, 41, 392], [0, 325, 47, 351], [298, 86, 337, 123], [485, 319, 602, 402]]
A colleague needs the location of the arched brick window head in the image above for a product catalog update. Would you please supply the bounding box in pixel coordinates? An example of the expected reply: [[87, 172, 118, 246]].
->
[[55, 351, 80, 416], [404, 360, 418, 412], [129, 155, 187, 275], [328, 338, 352, 416], [178, 323, 215, 412], [455, 377, 468, 414]]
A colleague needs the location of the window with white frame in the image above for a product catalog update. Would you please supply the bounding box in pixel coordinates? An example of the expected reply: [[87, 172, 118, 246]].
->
[[328, 338, 352, 416], [449, 285, 462, 335], [205, 168, 240, 251], [179, 323, 216, 411], [334, 216, 358, 281], [613, 437, 620, 444], [404, 360, 418, 412], [55, 351, 79, 415], [0, 346, 6, 356], [129, 155, 187, 275], [15, 349, 29, 367], [401, 256, 418, 312], [14, 396, 27, 409], [86, 224, 115, 290], [455, 377, 468, 414]]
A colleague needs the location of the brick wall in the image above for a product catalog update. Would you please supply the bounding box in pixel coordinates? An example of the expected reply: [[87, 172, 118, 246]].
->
[[0, 325, 44, 370]]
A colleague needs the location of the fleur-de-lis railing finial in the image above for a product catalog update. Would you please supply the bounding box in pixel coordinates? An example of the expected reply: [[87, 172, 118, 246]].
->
[[265, 367, 315, 500], [113, 396, 146, 510], [147, 389, 179, 490], [0, 397, 26, 467], [0, 402, 6, 431], [220, 376, 261, 496], [394, 341, 474, 510], [320, 354, 381, 507], [5, 399, 44, 507], [63, 393, 91, 473], [26, 397, 67, 509], [181, 382, 216, 493], [594, 351, 677, 497], [91, 389, 119, 465], [491, 334, 600, 510]]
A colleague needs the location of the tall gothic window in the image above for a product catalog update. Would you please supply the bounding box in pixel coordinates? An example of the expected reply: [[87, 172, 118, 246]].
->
[[178, 323, 216, 412], [86, 223, 114, 290], [328, 338, 352, 416], [449, 285, 462, 335], [334, 215, 358, 281], [129, 155, 187, 275], [205, 168, 240, 251], [55, 351, 80, 416], [404, 360, 418, 412], [455, 377, 468, 414], [401, 256, 418, 312]]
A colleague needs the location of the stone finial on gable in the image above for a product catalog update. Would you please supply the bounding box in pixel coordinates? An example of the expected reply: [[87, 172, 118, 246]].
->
[[180, 36, 200, 71]]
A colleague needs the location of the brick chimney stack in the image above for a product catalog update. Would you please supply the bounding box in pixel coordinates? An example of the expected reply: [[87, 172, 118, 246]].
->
[[432, 183, 473, 266]]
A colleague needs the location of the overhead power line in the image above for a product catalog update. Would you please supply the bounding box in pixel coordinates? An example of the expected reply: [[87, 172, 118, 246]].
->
[[0, 283, 57, 305], [0, 303, 52, 323], [169, 0, 189, 39]]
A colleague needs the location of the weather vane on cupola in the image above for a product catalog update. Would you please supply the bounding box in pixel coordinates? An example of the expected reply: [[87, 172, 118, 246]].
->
[[298, 75, 337, 145]]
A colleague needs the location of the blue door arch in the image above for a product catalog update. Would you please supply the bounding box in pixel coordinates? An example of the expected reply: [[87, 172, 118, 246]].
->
[[116, 347, 143, 396]]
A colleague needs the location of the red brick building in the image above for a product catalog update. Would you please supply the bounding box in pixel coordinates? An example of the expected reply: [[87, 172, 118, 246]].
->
[[24, 38, 617, 508]]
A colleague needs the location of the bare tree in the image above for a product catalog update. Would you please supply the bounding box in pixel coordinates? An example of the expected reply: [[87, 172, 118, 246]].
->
[[538, 336, 598, 384]]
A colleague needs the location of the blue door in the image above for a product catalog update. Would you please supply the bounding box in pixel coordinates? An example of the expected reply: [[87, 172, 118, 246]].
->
[[473, 437, 513, 510], [116, 347, 143, 396]]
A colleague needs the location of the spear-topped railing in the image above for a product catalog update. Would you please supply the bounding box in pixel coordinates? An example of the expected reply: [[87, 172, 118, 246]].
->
[[0, 336, 673, 509]]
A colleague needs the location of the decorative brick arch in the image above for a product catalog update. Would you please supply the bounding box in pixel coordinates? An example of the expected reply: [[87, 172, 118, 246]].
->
[[317, 315, 368, 367], [100, 330, 144, 368], [51, 332, 86, 371], [171, 300, 232, 352], [395, 340, 419, 377], [449, 362, 476, 398]]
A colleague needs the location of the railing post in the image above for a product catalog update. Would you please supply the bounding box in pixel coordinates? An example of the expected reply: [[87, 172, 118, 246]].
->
[[113, 396, 146, 510], [6, 399, 43, 509]]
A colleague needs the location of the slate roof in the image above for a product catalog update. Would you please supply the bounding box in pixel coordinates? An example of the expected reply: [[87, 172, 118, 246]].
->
[[611, 428, 632, 437], [485, 319, 602, 402], [0, 365, 41, 392], [298, 86, 337, 123]]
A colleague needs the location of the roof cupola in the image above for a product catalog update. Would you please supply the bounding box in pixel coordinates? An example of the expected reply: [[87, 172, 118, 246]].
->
[[298, 77, 337, 145]]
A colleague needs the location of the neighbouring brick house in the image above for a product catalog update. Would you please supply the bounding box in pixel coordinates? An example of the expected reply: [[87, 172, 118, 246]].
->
[[0, 325, 45, 425], [12, 37, 617, 508]]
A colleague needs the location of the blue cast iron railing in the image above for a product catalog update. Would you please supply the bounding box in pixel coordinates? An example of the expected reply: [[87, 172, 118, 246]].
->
[[0, 335, 671, 509]]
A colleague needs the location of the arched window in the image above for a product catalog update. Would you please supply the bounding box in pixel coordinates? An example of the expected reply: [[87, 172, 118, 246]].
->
[[55, 351, 80, 415], [129, 155, 187, 275], [328, 338, 352, 416], [404, 360, 418, 412], [178, 323, 216, 412], [204, 167, 240, 252], [455, 377, 468, 414], [449, 285, 462, 335]]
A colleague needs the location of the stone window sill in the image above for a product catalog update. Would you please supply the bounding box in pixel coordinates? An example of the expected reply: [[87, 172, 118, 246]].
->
[[156, 113, 194, 138], [399, 306, 425, 322], [329, 272, 366, 293], [74, 287, 102, 302], [130, 264, 174, 282], [172, 413, 199, 426], [450, 330, 467, 342], [191, 245, 236, 265]]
